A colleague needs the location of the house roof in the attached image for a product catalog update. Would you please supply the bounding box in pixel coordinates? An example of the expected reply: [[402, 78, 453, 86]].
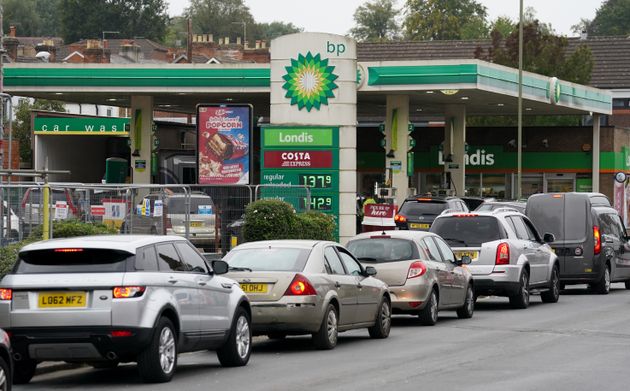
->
[[357, 36, 630, 90], [57, 38, 169, 62]]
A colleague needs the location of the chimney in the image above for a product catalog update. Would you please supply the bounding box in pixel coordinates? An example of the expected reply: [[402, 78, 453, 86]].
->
[[255, 40, 261, 49], [261, 40, 267, 49], [3, 37, 18, 61], [224, 36, 229, 45], [236, 37, 242, 45], [580, 30, 588, 40], [218, 37, 224, 45], [9, 25, 16, 38]]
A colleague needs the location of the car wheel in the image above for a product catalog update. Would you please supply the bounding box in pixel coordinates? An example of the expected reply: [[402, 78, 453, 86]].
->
[[559, 282, 566, 291], [418, 289, 438, 326], [541, 266, 560, 303], [594, 264, 611, 295], [312, 304, 338, 350], [509, 270, 530, 309], [12, 359, 36, 385], [368, 297, 391, 339], [456, 285, 475, 319], [0, 354, 11, 391], [217, 307, 252, 367], [267, 333, 287, 340], [137, 317, 177, 383]]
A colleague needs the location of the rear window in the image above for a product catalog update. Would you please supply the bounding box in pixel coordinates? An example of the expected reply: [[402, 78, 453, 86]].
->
[[347, 238, 415, 263], [400, 201, 447, 216], [224, 247, 310, 272], [527, 195, 587, 241], [430, 216, 504, 247], [15, 249, 132, 274], [166, 197, 214, 214]]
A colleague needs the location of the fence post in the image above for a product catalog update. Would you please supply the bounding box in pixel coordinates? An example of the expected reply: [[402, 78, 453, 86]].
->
[[42, 183, 50, 240]]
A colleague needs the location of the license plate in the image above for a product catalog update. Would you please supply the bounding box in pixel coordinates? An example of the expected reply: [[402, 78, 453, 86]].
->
[[455, 251, 479, 260], [409, 223, 430, 229], [38, 292, 87, 308], [190, 221, 203, 228], [240, 284, 268, 294]]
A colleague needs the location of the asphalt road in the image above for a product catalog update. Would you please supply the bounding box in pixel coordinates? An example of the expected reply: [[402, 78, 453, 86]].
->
[[16, 283, 630, 391]]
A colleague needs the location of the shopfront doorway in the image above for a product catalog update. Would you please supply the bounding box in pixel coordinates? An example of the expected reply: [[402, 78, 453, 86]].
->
[[544, 173, 576, 193]]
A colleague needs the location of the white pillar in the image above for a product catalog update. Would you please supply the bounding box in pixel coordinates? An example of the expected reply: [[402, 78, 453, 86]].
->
[[130, 96, 154, 184], [339, 125, 357, 243], [593, 113, 600, 193], [445, 105, 466, 196], [385, 95, 410, 206]]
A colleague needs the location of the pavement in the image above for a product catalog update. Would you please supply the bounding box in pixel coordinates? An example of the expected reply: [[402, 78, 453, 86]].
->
[[16, 283, 630, 390]]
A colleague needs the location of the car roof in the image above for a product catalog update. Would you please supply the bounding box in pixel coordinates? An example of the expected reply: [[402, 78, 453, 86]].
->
[[233, 240, 331, 250], [350, 230, 436, 241], [20, 235, 188, 254], [404, 195, 458, 202], [438, 210, 524, 218]]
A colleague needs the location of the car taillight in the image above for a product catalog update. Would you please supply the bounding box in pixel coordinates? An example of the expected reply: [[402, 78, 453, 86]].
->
[[394, 214, 407, 223], [495, 243, 510, 265], [54, 248, 83, 253], [0, 288, 12, 301], [113, 286, 146, 299], [110, 330, 133, 337], [407, 261, 427, 279], [593, 226, 601, 255], [284, 274, 317, 296]]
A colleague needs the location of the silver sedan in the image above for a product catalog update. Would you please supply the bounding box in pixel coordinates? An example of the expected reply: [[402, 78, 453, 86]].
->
[[223, 240, 391, 349]]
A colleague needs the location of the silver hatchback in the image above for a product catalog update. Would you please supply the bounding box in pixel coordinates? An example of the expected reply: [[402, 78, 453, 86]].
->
[[0, 235, 251, 384], [430, 210, 560, 309]]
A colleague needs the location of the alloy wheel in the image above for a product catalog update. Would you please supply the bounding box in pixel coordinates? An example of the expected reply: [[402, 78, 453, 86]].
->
[[235, 315, 251, 359], [521, 273, 530, 306], [380, 301, 391, 332], [0, 364, 6, 391], [158, 326, 176, 374], [327, 309, 338, 345], [430, 292, 438, 323]]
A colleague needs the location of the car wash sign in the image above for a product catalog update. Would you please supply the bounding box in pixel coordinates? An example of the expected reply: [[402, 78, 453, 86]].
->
[[34, 117, 130, 135], [261, 126, 339, 214]]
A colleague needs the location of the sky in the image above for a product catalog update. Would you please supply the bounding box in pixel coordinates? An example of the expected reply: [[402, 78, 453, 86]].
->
[[167, 0, 606, 37]]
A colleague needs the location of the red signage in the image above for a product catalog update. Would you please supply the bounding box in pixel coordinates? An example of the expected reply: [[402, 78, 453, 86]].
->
[[91, 205, 106, 216], [263, 151, 333, 169], [364, 204, 396, 219]]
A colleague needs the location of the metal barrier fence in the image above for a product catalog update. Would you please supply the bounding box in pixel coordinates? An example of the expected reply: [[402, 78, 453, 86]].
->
[[0, 182, 311, 253]]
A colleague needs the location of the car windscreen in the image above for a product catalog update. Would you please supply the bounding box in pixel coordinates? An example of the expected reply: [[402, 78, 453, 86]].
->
[[430, 216, 503, 247], [15, 248, 133, 274], [166, 197, 214, 214], [400, 201, 447, 217], [347, 238, 415, 263], [223, 247, 310, 272]]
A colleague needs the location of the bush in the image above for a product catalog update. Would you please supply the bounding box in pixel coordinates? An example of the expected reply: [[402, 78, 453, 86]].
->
[[242, 200, 336, 242], [29, 219, 118, 239], [0, 238, 37, 279]]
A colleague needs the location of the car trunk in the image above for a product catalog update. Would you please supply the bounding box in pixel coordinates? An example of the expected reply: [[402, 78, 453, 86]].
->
[[169, 213, 216, 234], [226, 271, 296, 302], [5, 273, 124, 328], [451, 242, 500, 275], [364, 260, 415, 287]]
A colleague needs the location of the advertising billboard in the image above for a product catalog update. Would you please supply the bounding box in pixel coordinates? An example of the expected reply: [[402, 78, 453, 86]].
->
[[197, 104, 252, 184]]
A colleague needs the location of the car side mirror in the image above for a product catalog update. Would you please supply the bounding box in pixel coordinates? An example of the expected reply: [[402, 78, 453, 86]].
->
[[211, 260, 229, 275], [364, 266, 377, 277], [543, 233, 555, 243], [455, 255, 471, 266]]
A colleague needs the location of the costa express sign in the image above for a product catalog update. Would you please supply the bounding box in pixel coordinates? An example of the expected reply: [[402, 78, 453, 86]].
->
[[263, 150, 333, 169]]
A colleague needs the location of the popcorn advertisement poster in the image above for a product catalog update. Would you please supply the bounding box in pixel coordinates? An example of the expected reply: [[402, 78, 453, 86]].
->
[[197, 105, 251, 184]]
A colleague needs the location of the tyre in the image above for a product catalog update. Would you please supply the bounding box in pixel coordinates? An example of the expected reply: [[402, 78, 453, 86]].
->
[[0, 354, 11, 391], [594, 264, 611, 295], [541, 266, 560, 303], [368, 297, 391, 339], [312, 304, 338, 350], [625, 280, 630, 290], [509, 270, 530, 309], [267, 333, 286, 340], [559, 282, 566, 291], [418, 289, 438, 326], [456, 285, 475, 319], [217, 307, 252, 367], [137, 317, 177, 383], [12, 359, 36, 385]]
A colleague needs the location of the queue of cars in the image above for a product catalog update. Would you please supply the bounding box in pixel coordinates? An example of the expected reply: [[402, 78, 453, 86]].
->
[[0, 191, 628, 387]]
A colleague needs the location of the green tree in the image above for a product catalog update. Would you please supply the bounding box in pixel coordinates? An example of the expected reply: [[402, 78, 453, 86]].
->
[[185, 0, 255, 43], [1, 0, 40, 36], [60, 0, 168, 43], [253, 21, 302, 42], [350, 0, 400, 42], [584, 0, 630, 36], [490, 16, 515, 38], [13, 99, 65, 164], [403, 0, 489, 40]]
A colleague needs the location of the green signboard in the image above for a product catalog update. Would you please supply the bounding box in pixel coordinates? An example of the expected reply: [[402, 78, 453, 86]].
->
[[263, 127, 338, 148], [34, 117, 130, 135], [261, 170, 339, 194]]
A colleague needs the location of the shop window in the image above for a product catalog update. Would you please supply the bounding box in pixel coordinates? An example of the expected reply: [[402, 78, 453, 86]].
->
[[482, 175, 506, 199], [522, 175, 543, 198], [465, 174, 481, 197]]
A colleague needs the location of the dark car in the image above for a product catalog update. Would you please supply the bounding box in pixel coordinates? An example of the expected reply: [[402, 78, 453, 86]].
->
[[460, 197, 486, 211], [526, 192, 630, 293], [0, 328, 12, 391], [476, 201, 526, 214], [395, 196, 469, 231]]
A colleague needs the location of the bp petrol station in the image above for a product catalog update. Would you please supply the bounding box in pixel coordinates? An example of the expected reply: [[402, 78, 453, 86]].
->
[[4, 33, 612, 243]]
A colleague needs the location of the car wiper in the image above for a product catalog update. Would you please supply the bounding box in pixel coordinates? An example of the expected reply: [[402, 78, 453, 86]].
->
[[357, 257, 378, 262], [228, 266, 253, 272], [443, 237, 468, 245]]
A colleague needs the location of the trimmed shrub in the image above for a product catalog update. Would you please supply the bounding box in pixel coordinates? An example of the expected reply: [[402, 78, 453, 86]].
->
[[0, 238, 37, 278], [242, 200, 296, 242], [294, 211, 335, 241], [29, 219, 117, 239]]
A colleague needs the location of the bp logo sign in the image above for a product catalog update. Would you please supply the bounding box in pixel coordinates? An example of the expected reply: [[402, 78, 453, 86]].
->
[[282, 52, 338, 112], [548, 77, 561, 105]]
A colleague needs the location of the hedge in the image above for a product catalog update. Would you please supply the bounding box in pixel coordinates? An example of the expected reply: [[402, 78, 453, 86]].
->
[[242, 200, 336, 242]]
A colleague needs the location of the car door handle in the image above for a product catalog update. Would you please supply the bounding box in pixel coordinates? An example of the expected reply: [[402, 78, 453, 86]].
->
[[197, 281, 207, 286], [168, 279, 178, 284], [334, 281, 341, 288], [357, 283, 363, 289]]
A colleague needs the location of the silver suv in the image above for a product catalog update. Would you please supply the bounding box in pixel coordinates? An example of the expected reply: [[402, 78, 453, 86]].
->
[[430, 209, 560, 309], [0, 235, 251, 384]]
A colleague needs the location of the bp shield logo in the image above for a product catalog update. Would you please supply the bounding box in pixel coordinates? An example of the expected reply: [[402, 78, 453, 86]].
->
[[282, 52, 338, 112]]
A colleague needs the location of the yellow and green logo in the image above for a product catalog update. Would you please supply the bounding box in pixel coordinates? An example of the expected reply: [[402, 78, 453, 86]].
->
[[282, 52, 338, 112]]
